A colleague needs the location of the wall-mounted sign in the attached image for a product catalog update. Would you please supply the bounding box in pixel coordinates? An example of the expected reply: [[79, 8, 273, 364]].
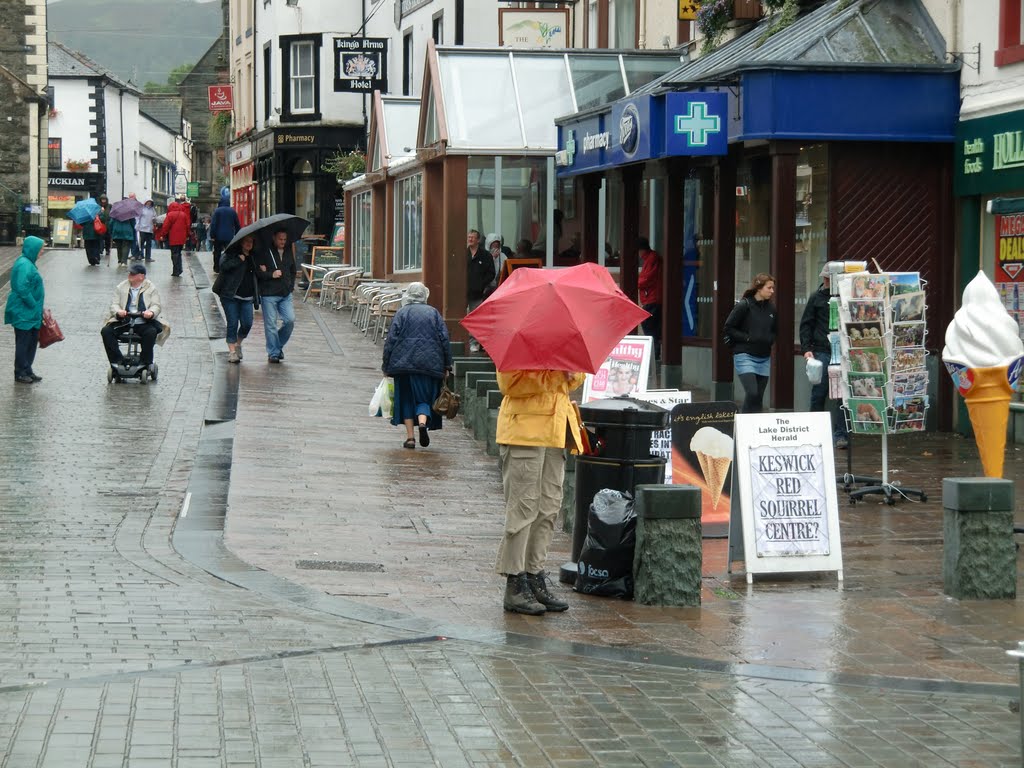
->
[[48, 172, 101, 188], [678, 0, 699, 20], [276, 133, 316, 145], [334, 38, 389, 93], [208, 84, 233, 112], [255, 133, 274, 156], [955, 108, 1024, 197], [498, 8, 570, 48], [665, 92, 728, 156], [608, 98, 658, 166], [229, 142, 252, 166], [186, 181, 200, 198]]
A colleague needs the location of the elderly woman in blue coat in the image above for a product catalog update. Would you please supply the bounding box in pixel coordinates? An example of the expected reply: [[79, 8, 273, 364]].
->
[[382, 282, 453, 449], [4, 236, 46, 383]]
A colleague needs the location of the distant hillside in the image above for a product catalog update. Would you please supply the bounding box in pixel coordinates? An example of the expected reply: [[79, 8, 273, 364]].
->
[[47, 0, 222, 87]]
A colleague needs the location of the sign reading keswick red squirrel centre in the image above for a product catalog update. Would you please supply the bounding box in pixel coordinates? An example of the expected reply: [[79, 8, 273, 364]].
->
[[732, 412, 843, 580]]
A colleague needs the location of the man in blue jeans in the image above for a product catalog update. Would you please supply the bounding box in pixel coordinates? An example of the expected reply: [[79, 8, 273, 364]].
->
[[800, 264, 848, 448], [254, 228, 296, 363]]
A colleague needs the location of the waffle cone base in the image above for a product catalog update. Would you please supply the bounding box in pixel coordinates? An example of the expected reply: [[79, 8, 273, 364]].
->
[[963, 366, 1013, 479]]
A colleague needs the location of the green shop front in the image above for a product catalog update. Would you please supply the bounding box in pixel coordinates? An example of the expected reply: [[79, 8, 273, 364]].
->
[[955, 108, 1024, 436]]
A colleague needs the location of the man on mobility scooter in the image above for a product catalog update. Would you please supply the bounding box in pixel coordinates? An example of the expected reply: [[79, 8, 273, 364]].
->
[[101, 263, 167, 383]]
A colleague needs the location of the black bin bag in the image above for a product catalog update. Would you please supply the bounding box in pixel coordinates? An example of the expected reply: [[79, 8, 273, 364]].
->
[[574, 489, 636, 599]]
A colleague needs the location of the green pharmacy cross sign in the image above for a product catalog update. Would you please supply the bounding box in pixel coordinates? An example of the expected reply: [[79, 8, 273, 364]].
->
[[666, 92, 728, 156], [674, 101, 721, 147]]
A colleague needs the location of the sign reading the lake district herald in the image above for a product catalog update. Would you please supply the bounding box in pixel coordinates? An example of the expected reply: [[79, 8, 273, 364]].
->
[[733, 412, 843, 580]]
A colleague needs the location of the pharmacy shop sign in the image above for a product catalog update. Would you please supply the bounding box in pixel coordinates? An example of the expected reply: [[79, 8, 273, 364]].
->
[[731, 412, 843, 582], [955, 109, 1024, 197]]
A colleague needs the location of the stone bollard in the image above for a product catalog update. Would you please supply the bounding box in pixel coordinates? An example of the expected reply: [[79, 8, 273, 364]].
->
[[463, 372, 495, 431], [942, 478, 1016, 600], [561, 452, 577, 534], [474, 379, 498, 441], [486, 390, 502, 456], [633, 484, 703, 606]]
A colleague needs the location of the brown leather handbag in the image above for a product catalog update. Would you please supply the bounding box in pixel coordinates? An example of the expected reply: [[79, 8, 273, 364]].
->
[[432, 383, 460, 419], [38, 309, 64, 349]]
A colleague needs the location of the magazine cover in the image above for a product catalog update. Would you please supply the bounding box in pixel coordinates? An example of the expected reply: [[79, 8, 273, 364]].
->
[[582, 335, 652, 402]]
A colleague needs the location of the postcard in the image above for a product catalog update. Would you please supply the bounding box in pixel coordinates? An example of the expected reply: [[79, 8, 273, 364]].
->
[[847, 397, 888, 434], [847, 371, 887, 399], [850, 274, 889, 299], [848, 346, 886, 373], [890, 290, 926, 322], [893, 395, 928, 422], [892, 346, 927, 373], [845, 321, 885, 347], [888, 272, 922, 296], [892, 321, 926, 348], [847, 299, 885, 324], [891, 371, 928, 397]]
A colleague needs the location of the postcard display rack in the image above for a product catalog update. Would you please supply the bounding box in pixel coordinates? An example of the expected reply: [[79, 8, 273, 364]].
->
[[832, 271, 928, 505]]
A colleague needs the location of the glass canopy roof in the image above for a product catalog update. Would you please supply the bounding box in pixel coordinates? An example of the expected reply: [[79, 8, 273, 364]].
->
[[434, 47, 685, 153]]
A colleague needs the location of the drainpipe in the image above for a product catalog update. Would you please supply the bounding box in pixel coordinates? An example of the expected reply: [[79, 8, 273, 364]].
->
[[119, 88, 125, 198], [638, 0, 647, 49]]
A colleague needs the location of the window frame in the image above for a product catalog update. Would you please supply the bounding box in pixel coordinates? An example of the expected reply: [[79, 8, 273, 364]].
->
[[290, 40, 315, 113], [996, 0, 1024, 67], [279, 33, 322, 122], [393, 172, 424, 272], [47, 137, 61, 170]]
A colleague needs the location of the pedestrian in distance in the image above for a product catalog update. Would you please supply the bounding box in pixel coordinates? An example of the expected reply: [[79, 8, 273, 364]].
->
[[495, 369, 586, 615], [724, 273, 777, 414], [157, 199, 190, 277], [465, 229, 494, 353], [81, 212, 104, 266], [212, 234, 259, 364], [254, 227, 296, 363], [209, 189, 241, 274], [110, 215, 136, 268], [5, 236, 46, 384], [98, 194, 112, 258], [381, 282, 452, 449], [482, 233, 507, 299], [136, 200, 156, 262], [801, 264, 849, 449], [637, 236, 663, 360]]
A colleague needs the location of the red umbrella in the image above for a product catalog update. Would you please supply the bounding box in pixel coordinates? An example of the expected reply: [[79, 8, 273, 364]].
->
[[461, 262, 649, 373]]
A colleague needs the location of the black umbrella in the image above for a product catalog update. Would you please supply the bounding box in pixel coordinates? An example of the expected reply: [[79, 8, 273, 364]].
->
[[225, 213, 310, 254]]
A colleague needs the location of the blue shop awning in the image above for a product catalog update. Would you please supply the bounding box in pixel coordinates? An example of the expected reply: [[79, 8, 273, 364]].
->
[[556, 0, 960, 176]]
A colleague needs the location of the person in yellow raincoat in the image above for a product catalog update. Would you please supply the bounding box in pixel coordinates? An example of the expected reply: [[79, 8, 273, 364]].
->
[[495, 369, 586, 615]]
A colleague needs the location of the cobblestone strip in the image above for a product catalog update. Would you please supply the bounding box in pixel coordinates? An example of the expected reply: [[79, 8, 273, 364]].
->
[[0, 640, 1018, 768]]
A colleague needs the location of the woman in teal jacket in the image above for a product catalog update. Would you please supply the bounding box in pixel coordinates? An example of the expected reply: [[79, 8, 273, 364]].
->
[[4, 236, 45, 383], [110, 216, 136, 267]]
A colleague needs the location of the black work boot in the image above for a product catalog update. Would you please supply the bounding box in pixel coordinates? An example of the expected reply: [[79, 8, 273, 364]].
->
[[503, 573, 545, 615], [527, 571, 569, 612]]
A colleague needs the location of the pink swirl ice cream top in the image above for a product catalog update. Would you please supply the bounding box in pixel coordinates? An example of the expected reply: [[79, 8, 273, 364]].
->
[[942, 271, 1024, 369]]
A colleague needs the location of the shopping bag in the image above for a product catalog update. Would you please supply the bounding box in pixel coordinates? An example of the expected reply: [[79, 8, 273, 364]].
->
[[93, 215, 107, 236], [369, 377, 393, 418], [38, 309, 64, 349]]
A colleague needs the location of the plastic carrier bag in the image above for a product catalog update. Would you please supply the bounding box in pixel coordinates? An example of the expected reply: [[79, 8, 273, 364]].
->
[[574, 489, 637, 599]]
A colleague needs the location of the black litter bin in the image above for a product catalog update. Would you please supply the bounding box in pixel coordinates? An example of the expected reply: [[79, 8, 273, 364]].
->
[[560, 396, 670, 585]]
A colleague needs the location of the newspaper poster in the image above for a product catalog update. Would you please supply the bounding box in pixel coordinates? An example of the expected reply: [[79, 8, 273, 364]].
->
[[633, 389, 692, 483], [582, 335, 652, 403]]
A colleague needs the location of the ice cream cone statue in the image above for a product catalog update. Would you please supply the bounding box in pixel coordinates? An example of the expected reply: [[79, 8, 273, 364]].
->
[[942, 271, 1024, 478], [689, 427, 734, 510]]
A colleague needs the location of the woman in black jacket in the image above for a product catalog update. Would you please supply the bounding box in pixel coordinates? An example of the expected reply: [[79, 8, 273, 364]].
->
[[382, 282, 453, 449], [724, 273, 777, 413], [212, 235, 259, 363]]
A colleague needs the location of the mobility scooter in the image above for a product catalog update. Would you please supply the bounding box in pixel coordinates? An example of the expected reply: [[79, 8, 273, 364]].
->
[[107, 312, 159, 384]]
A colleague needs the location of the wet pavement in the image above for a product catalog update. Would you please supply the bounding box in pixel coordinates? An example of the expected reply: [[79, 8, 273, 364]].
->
[[0, 245, 1020, 766]]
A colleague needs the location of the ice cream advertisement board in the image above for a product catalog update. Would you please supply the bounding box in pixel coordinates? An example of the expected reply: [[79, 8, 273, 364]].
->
[[731, 412, 843, 582], [670, 401, 736, 537]]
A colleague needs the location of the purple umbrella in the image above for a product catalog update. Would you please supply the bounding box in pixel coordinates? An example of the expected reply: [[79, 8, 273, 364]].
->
[[109, 198, 144, 222]]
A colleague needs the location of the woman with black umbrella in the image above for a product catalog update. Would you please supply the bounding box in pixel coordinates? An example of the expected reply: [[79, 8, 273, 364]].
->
[[212, 234, 259, 363]]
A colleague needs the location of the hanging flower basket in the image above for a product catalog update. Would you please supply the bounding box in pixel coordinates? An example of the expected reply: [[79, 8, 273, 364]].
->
[[65, 159, 91, 172], [696, 0, 732, 51]]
